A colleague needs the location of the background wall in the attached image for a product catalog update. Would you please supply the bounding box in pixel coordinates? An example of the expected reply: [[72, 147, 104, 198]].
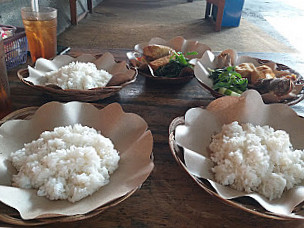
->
[[0, 0, 103, 34]]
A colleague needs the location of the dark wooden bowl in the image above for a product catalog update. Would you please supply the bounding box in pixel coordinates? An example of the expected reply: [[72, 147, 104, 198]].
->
[[139, 71, 194, 84]]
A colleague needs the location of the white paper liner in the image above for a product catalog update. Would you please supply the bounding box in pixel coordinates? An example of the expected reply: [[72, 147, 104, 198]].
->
[[26, 52, 135, 88], [194, 50, 304, 103], [127, 36, 211, 72], [134, 36, 211, 57], [0, 102, 154, 220], [175, 90, 304, 218]]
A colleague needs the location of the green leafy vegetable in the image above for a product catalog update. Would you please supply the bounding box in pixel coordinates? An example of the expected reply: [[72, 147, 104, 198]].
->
[[209, 66, 248, 95], [155, 61, 186, 78], [171, 51, 198, 66], [155, 51, 198, 78]]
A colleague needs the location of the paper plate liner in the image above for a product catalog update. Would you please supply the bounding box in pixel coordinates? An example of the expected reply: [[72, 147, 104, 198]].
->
[[169, 116, 304, 221], [17, 54, 138, 102], [0, 102, 155, 225], [195, 54, 304, 106], [0, 188, 137, 226], [0, 106, 141, 226], [127, 36, 211, 84]]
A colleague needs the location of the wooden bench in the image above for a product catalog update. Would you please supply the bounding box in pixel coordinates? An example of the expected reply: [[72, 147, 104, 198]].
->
[[69, 0, 93, 25]]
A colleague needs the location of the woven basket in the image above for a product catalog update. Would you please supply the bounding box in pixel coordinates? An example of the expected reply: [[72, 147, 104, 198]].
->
[[0, 188, 138, 226], [196, 57, 304, 106], [168, 116, 304, 221], [17, 66, 137, 102], [0, 106, 140, 226]]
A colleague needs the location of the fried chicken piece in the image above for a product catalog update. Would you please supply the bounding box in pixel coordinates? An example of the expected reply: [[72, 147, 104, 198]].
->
[[235, 63, 257, 83], [216, 49, 237, 68], [235, 64, 275, 84], [251, 65, 275, 84], [143, 44, 174, 61], [149, 54, 173, 71]]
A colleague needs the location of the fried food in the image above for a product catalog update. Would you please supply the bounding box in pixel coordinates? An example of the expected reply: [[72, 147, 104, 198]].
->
[[149, 54, 173, 71], [139, 44, 195, 78], [251, 65, 276, 83], [254, 78, 294, 96], [143, 44, 174, 61], [236, 64, 276, 84], [235, 63, 257, 83], [216, 49, 237, 68]]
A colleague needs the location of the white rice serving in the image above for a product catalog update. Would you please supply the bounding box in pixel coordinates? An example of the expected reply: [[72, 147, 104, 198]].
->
[[44, 61, 112, 90], [10, 124, 120, 203], [209, 121, 304, 200]]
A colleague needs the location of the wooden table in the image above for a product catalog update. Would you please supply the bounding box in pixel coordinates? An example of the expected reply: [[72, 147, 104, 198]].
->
[[2, 48, 304, 227]]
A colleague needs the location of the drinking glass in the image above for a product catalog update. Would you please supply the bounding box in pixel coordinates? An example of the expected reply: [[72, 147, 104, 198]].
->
[[21, 7, 57, 63]]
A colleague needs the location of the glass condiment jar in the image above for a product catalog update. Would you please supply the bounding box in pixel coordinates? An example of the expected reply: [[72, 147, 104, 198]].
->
[[0, 36, 11, 119]]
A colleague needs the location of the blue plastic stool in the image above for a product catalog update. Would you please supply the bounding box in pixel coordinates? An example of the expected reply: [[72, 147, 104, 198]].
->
[[205, 0, 245, 31]]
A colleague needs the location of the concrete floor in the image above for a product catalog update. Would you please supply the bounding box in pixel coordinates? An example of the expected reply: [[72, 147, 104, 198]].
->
[[243, 0, 304, 55], [57, 0, 303, 54]]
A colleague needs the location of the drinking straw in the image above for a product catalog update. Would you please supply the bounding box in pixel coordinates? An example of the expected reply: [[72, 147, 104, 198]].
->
[[31, 0, 39, 12]]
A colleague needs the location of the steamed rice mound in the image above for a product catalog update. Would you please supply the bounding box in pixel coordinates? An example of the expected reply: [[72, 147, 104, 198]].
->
[[44, 61, 112, 90], [209, 121, 304, 200], [10, 124, 120, 203]]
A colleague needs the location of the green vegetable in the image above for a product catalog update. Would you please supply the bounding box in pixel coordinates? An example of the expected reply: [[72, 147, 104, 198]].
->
[[218, 87, 241, 96], [155, 51, 198, 77], [155, 61, 186, 78], [171, 51, 198, 66], [209, 66, 248, 94]]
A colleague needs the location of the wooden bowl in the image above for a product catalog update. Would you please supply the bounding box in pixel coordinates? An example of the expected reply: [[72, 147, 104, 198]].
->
[[139, 70, 194, 84], [127, 36, 211, 85]]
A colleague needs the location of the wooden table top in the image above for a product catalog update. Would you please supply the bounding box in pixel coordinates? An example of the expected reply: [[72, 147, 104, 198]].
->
[[2, 48, 304, 227]]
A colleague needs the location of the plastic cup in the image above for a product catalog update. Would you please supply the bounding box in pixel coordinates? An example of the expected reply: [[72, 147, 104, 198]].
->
[[21, 7, 57, 63]]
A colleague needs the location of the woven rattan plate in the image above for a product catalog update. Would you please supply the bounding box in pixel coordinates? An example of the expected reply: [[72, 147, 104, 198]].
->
[[168, 116, 304, 221], [17, 67, 138, 102], [0, 106, 139, 226], [195, 57, 304, 106]]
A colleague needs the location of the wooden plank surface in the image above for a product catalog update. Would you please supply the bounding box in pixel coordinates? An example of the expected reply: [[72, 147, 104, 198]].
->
[[2, 48, 304, 227]]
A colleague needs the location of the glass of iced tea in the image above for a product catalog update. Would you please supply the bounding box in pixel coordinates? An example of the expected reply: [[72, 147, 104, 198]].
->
[[21, 7, 57, 63]]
